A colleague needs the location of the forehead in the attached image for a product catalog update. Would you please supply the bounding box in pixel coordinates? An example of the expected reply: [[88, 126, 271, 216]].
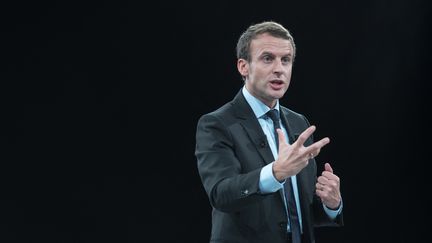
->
[[250, 33, 293, 56]]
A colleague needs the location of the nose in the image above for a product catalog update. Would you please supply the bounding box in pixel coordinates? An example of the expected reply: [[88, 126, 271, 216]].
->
[[272, 59, 284, 76]]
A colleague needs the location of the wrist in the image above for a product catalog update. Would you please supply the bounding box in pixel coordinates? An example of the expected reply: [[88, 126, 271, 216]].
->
[[272, 161, 285, 182], [325, 200, 341, 210]]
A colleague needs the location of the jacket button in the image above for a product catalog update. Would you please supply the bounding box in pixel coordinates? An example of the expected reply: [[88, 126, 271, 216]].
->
[[279, 222, 287, 228]]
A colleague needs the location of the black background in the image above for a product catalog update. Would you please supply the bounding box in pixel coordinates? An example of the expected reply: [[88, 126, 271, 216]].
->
[[2, 0, 431, 242]]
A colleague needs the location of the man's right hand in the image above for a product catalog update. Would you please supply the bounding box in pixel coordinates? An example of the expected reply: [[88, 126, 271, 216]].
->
[[272, 125, 330, 181]]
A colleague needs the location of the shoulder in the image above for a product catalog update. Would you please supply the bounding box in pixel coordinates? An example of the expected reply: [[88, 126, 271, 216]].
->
[[197, 91, 246, 124], [280, 106, 308, 122], [197, 101, 236, 127]]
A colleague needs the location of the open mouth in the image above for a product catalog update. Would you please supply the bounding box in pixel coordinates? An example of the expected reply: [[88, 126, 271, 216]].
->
[[270, 80, 283, 85], [269, 80, 284, 89]]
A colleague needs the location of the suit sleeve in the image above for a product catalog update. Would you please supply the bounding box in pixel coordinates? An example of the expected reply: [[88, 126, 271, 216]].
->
[[300, 114, 344, 227], [195, 113, 270, 213]]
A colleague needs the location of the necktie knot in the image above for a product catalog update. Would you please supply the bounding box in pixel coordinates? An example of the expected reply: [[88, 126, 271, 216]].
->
[[267, 109, 281, 129], [266, 109, 281, 149]]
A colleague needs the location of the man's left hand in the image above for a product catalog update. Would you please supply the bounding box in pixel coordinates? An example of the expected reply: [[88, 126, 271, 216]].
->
[[315, 163, 341, 209]]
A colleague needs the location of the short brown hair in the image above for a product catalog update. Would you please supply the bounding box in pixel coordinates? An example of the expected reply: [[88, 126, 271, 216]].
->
[[236, 21, 296, 62]]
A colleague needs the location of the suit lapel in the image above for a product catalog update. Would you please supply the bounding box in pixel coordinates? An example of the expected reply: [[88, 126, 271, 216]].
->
[[280, 108, 316, 235], [231, 91, 275, 165], [279, 108, 299, 144], [280, 107, 309, 218]]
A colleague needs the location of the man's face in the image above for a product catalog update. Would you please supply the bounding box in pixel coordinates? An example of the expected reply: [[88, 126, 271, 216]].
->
[[237, 33, 294, 108]]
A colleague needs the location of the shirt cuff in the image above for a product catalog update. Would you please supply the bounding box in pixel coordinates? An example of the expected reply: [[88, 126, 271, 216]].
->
[[259, 162, 284, 194], [322, 198, 343, 220]]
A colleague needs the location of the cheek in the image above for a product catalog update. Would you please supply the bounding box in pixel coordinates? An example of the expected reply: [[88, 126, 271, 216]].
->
[[287, 66, 293, 75], [255, 68, 269, 79]]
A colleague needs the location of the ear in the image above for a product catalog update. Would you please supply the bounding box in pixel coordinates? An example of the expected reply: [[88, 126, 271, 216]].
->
[[237, 59, 249, 77]]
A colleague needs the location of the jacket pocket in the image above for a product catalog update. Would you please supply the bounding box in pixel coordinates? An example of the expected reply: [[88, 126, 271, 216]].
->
[[236, 203, 264, 231]]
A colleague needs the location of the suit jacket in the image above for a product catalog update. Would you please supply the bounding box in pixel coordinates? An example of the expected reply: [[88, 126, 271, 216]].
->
[[195, 90, 343, 243]]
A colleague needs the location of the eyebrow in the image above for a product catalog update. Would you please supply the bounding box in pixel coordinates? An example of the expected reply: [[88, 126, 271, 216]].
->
[[260, 51, 292, 57]]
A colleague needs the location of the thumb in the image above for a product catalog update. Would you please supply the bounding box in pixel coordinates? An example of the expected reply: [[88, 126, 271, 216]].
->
[[324, 163, 333, 173]]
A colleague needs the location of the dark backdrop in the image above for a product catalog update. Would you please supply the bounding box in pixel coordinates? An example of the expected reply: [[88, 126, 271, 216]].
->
[[2, 0, 431, 242]]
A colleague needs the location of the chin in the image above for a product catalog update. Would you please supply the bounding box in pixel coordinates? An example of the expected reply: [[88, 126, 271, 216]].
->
[[270, 91, 285, 99]]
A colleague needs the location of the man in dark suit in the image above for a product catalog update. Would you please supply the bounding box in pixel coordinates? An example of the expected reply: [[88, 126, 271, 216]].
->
[[195, 21, 343, 243]]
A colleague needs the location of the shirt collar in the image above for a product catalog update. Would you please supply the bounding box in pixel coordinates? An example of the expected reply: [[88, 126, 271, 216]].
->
[[242, 85, 280, 119]]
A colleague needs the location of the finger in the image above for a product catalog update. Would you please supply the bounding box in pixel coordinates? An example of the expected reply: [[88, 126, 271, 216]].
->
[[325, 163, 333, 173], [276, 128, 286, 150], [315, 182, 326, 191], [304, 137, 330, 155], [315, 189, 327, 200], [322, 171, 340, 182], [308, 148, 321, 160], [293, 125, 316, 148], [317, 176, 329, 185]]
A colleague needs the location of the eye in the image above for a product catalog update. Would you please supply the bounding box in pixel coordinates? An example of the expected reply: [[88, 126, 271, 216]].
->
[[281, 57, 291, 65], [263, 55, 273, 63]]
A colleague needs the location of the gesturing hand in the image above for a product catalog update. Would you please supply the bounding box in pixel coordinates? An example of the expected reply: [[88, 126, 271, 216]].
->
[[316, 163, 341, 209], [272, 125, 330, 181]]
